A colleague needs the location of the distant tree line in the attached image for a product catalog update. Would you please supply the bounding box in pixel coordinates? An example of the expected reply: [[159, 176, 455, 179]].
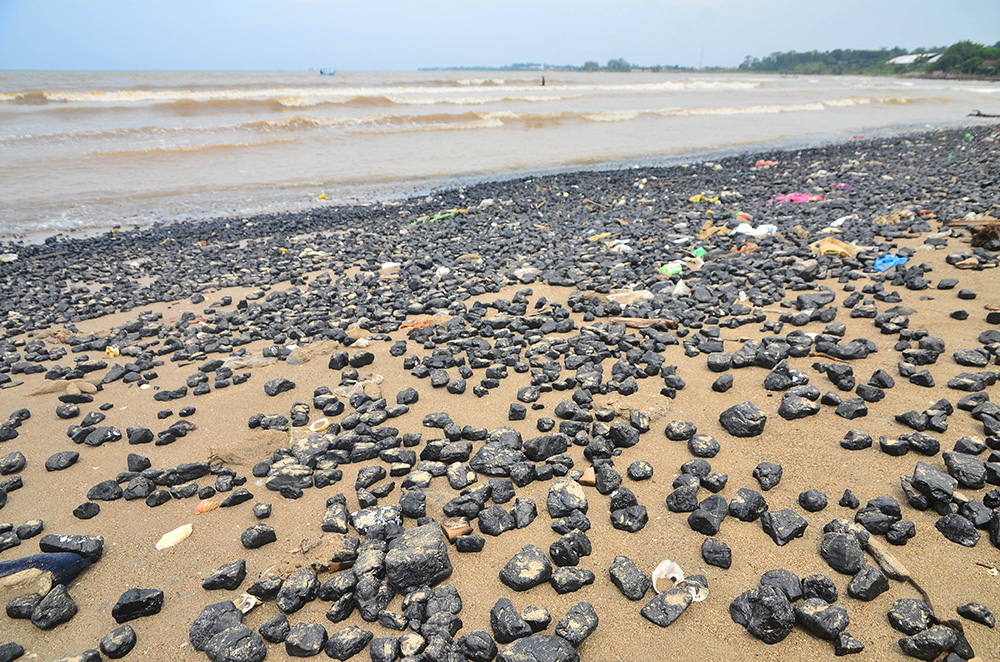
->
[[738, 41, 1000, 76]]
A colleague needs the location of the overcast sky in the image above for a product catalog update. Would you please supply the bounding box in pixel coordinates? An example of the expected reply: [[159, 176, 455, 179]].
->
[[1, 0, 997, 71]]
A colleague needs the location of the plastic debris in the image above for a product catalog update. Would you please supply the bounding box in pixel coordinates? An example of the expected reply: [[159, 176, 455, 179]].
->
[[0, 253, 18, 263], [830, 182, 852, 190], [755, 160, 779, 166], [688, 194, 720, 203], [733, 223, 778, 237], [768, 192, 823, 203], [874, 254, 909, 272], [809, 236, 859, 259], [830, 214, 859, 227], [692, 247, 707, 258], [607, 289, 653, 306], [659, 261, 684, 276]]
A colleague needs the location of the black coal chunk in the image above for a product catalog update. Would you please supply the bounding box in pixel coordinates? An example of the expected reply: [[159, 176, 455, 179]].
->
[[112, 588, 164, 623], [499, 544, 552, 591], [793, 598, 849, 640], [718, 402, 767, 437], [30, 584, 78, 630], [640, 588, 692, 627], [100, 623, 137, 659], [729, 585, 795, 644], [760, 509, 808, 546], [846, 565, 889, 601], [608, 555, 651, 600]]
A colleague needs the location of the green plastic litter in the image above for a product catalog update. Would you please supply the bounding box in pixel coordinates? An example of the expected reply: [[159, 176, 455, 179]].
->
[[659, 263, 682, 276], [693, 247, 707, 258]]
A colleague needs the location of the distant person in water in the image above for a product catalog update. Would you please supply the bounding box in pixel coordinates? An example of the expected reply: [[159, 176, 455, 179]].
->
[[541, 76, 545, 86]]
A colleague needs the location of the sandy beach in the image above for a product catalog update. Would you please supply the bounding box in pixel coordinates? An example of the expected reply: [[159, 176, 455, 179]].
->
[[1, 125, 999, 662]]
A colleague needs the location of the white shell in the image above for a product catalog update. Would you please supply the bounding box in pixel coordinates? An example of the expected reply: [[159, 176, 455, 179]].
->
[[155, 523, 192, 550], [234, 593, 262, 614], [674, 578, 710, 602], [651, 560, 684, 594]]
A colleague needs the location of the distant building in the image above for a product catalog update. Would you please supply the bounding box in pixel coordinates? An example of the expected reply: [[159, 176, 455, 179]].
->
[[887, 53, 941, 65]]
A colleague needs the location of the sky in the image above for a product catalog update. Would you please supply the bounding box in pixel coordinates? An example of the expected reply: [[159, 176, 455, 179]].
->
[[0, 0, 997, 71]]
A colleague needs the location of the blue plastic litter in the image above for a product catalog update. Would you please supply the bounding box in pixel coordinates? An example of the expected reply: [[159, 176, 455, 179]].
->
[[874, 254, 908, 272]]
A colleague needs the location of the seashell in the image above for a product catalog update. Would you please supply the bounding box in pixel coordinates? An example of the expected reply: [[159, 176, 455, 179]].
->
[[309, 418, 330, 433], [155, 523, 192, 550], [105, 346, 120, 359], [674, 575, 709, 602], [234, 593, 262, 614], [651, 559, 685, 594], [195, 499, 219, 515]]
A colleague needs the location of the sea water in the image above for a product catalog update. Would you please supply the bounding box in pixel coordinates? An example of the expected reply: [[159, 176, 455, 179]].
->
[[1, 69, 997, 240]]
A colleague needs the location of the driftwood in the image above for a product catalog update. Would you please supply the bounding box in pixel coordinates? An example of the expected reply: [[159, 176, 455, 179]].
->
[[969, 109, 1000, 118], [606, 317, 678, 330]]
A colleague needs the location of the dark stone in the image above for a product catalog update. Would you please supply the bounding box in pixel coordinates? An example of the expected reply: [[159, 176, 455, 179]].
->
[[887, 598, 933, 636], [499, 545, 552, 591], [31, 584, 78, 629], [760, 568, 803, 602], [839, 489, 860, 509], [752, 462, 783, 491], [491, 597, 532, 644], [100, 624, 137, 659], [935, 513, 980, 547], [626, 460, 654, 481], [840, 430, 872, 451], [263, 377, 296, 396], [801, 574, 838, 603], [285, 621, 328, 657], [240, 523, 276, 549], [73, 502, 100, 519], [794, 598, 849, 640], [113, 588, 164, 623], [718, 402, 767, 437], [45, 451, 80, 472], [729, 585, 795, 644], [834, 631, 865, 655], [190, 601, 244, 651], [897, 625, 958, 661], [687, 494, 728, 536], [203, 559, 247, 591], [799, 489, 827, 512], [385, 523, 452, 593], [546, 479, 587, 518], [203, 625, 267, 662], [39, 533, 104, 562], [458, 630, 497, 662], [496, 634, 579, 662], [701, 537, 732, 569], [728, 488, 768, 522], [608, 554, 651, 600], [956, 602, 995, 628], [554, 601, 598, 647], [87, 479, 123, 501], [640, 588, 692, 627], [820, 532, 865, 575], [276, 568, 319, 614], [688, 434, 720, 458], [323, 626, 373, 661], [549, 567, 595, 594], [760, 509, 808, 546], [846, 565, 889, 601]]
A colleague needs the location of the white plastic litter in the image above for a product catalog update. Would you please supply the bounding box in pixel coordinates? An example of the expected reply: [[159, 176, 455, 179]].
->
[[733, 223, 778, 237]]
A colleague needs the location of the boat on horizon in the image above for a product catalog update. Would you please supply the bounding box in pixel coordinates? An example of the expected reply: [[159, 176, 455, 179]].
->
[[319, 69, 336, 76]]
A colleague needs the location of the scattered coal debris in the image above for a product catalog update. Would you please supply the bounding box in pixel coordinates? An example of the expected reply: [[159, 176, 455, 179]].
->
[[0, 126, 998, 660]]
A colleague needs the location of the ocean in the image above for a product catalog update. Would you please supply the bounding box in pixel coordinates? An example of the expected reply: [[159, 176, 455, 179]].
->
[[1, 69, 997, 241]]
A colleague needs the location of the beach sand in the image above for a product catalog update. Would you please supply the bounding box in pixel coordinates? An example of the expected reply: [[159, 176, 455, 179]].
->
[[0, 126, 999, 662]]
